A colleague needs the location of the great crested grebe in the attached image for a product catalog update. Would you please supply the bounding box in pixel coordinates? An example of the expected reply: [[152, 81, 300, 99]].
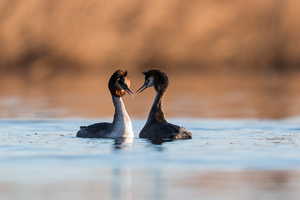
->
[[136, 69, 192, 140], [76, 70, 134, 138]]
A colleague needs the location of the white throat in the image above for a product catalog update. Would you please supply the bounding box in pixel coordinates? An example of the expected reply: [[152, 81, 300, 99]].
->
[[147, 76, 154, 87], [110, 96, 134, 138]]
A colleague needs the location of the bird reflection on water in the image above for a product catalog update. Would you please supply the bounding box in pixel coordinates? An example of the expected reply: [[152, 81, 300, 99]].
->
[[113, 137, 133, 150], [113, 136, 170, 150], [110, 166, 164, 200]]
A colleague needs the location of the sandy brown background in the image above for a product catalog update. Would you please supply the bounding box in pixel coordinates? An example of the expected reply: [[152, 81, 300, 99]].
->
[[0, 0, 300, 119]]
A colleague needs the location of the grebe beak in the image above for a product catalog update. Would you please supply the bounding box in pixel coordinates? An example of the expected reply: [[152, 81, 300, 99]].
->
[[136, 83, 148, 94], [121, 84, 135, 98]]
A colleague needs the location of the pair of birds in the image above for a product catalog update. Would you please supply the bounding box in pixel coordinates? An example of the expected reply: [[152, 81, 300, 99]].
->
[[76, 69, 192, 140]]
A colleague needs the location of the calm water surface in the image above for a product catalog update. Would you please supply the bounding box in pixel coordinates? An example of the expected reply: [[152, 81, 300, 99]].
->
[[1, 72, 300, 199], [1, 118, 300, 200]]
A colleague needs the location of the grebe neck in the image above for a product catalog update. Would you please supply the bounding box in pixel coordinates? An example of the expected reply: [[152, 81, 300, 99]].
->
[[146, 90, 167, 124], [110, 95, 133, 138]]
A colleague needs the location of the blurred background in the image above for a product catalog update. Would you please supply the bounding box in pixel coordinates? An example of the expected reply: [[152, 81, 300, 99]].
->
[[1, 0, 300, 119], [1, 2, 300, 200]]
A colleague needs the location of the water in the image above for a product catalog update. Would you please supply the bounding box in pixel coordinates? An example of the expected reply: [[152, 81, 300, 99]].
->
[[1, 118, 300, 200], [1, 71, 300, 199]]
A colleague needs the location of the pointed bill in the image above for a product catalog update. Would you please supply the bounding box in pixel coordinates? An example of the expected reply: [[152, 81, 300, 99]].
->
[[136, 83, 148, 94], [121, 85, 135, 98]]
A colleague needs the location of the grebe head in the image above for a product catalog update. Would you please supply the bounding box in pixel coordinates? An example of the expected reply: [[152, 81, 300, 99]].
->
[[136, 69, 169, 94], [108, 70, 134, 98]]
